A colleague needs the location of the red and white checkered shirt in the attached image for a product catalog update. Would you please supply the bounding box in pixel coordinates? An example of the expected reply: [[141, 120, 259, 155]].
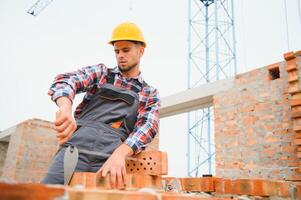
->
[[48, 63, 160, 153]]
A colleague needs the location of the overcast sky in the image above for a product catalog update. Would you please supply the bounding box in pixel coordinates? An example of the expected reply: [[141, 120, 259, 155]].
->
[[0, 0, 300, 177]]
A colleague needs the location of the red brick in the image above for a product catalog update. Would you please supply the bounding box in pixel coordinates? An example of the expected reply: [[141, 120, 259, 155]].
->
[[179, 177, 215, 192], [231, 179, 250, 195], [214, 178, 232, 194], [296, 183, 301, 198], [293, 119, 301, 131], [265, 181, 296, 197], [287, 161, 299, 167], [292, 110, 301, 118], [126, 151, 168, 175], [69, 172, 162, 190], [267, 62, 280, 70], [161, 193, 232, 200], [231, 179, 268, 196], [286, 59, 298, 72], [290, 99, 301, 107], [282, 144, 296, 153], [67, 188, 158, 200], [285, 174, 301, 181], [297, 146, 301, 151], [292, 105, 301, 112], [278, 181, 291, 197], [295, 50, 301, 57], [69, 172, 97, 188], [1, 182, 65, 200], [288, 70, 299, 83], [296, 132, 301, 139], [254, 102, 269, 112], [288, 82, 300, 94], [291, 93, 301, 99], [284, 51, 296, 61], [242, 116, 258, 125]]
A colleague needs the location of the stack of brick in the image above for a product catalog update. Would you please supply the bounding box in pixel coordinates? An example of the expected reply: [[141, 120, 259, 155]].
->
[[69, 151, 168, 190], [284, 51, 301, 171], [67, 151, 233, 199]]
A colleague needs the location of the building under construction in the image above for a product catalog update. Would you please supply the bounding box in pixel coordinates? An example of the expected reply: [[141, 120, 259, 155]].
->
[[0, 50, 301, 199], [1, 0, 301, 199]]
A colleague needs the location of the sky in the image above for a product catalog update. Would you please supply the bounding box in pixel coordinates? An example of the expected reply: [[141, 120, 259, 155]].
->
[[0, 0, 300, 177]]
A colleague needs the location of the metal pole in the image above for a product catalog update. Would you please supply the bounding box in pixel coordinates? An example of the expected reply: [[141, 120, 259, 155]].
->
[[205, 5, 210, 82], [205, 1, 212, 175], [231, 0, 237, 75], [187, 0, 192, 177], [214, 0, 220, 81]]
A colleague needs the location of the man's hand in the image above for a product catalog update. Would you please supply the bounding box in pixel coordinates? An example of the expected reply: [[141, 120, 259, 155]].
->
[[98, 144, 134, 189], [54, 97, 77, 145]]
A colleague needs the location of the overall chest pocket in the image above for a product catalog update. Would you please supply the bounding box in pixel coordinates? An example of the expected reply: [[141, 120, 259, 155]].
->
[[99, 87, 135, 105]]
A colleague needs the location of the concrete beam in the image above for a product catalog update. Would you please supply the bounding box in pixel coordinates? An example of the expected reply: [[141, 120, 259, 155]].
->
[[159, 78, 234, 118], [0, 126, 16, 142]]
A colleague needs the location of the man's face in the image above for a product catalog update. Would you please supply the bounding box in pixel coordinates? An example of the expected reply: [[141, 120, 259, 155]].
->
[[114, 41, 144, 73]]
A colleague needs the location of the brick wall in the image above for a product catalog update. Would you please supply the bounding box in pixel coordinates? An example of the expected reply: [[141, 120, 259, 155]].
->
[[214, 56, 301, 181], [1, 119, 58, 183], [0, 141, 9, 177]]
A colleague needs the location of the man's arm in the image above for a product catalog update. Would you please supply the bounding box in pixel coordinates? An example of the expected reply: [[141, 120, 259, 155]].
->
[[124, 87, 160, 153], [98, 143, 133, 189], [49, 64, 108, 144], [54, 97, 77, 145], [48, 64, 108, 102], [98, 87, 160, 189]]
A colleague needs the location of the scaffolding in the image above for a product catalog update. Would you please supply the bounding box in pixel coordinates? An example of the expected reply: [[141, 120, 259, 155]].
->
[[187, 0, 237, 176]]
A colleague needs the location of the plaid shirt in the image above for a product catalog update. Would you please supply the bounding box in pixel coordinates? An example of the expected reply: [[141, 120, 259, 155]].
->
[[48, 63, 160, 153]]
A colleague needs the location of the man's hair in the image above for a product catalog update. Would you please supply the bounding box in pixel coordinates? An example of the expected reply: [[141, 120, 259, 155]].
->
[[112, 40, 145, 47]]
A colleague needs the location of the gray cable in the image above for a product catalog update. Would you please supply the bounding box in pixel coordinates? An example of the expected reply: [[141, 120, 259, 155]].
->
[[284, 0, 290, 51]]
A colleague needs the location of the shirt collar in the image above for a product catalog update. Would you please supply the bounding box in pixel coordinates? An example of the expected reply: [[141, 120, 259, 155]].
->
[[111, 66, 144, 84]]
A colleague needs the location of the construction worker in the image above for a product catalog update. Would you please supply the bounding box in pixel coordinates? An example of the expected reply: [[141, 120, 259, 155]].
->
[[42, 22, 160, 188]]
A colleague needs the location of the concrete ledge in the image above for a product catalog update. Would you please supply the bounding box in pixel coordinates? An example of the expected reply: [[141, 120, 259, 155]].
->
[[159, 78, 234, 118], [0, 126, 16, 142]]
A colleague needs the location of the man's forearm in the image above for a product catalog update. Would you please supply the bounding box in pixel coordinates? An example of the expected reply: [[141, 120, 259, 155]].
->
[[114, 143, 134, 158], [56, 97, 72, 108]]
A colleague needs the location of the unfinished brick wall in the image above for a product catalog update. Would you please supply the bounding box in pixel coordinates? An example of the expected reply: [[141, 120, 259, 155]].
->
[[214, 54, 301, 181], [0, 141, 9, 177], [1, 119, 58, 182]]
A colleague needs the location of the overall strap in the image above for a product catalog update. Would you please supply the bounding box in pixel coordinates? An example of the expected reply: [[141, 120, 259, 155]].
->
[[106, 68, 149, 93], [106, 68, 115, 84]]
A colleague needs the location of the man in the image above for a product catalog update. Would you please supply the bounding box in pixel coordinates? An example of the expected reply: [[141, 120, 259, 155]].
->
[[42, 22, 160, 189]]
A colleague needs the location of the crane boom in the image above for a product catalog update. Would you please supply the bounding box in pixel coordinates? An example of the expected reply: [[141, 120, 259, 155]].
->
[[27, 0, 54, 16]]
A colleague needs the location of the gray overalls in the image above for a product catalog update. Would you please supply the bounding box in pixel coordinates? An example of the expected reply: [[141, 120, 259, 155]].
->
[[42, 71, 145, 184]]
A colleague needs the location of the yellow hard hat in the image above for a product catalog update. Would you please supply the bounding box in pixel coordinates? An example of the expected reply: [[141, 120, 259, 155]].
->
[[109, 22, 146, 47]]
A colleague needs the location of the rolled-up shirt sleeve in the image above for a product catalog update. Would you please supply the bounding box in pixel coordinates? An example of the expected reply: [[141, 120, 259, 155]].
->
[[48, 64, 108, 103], [124, 87, 160, 154]]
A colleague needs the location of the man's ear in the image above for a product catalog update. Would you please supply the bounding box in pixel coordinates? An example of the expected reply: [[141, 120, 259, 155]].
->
[[139, 46, 145, 56]]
